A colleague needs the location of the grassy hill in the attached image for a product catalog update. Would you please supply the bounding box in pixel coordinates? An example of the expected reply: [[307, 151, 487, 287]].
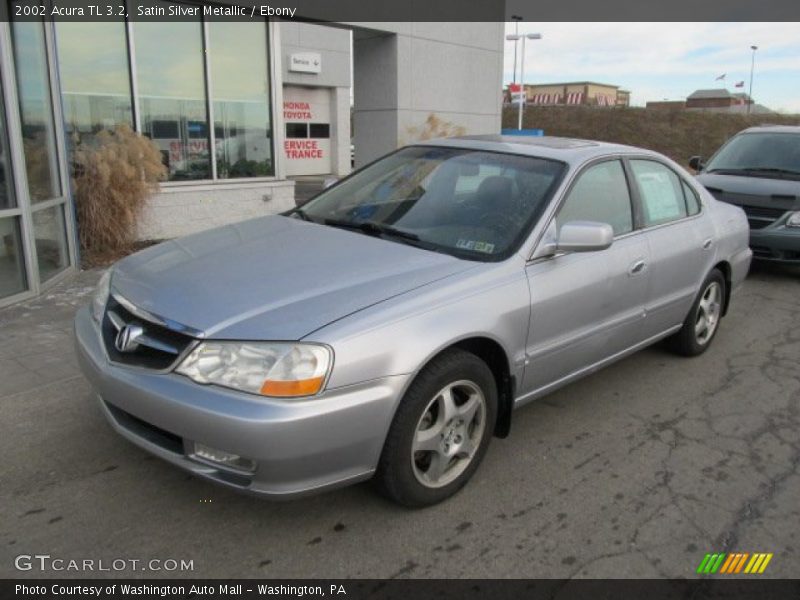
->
[[502, 106, 800, 166]]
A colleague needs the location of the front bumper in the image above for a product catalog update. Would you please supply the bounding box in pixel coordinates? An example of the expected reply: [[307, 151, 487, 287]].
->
[[74, 306, 409, 498], [749, 228, 800, 263]]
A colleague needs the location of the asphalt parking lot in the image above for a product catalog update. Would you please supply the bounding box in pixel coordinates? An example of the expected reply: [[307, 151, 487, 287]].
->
[[1, 263, 798, 579]]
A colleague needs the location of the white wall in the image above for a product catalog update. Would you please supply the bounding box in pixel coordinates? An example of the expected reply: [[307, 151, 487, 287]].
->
[[137, 181, 295, 240]]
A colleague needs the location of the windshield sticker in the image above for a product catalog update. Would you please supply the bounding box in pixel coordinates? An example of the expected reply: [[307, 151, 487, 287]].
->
[[456, 239, 495, 253]]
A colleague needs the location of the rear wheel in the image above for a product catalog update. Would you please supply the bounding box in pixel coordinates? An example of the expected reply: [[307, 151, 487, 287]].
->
[[669, 269, 725, 356], [375, 349, 497, 507]]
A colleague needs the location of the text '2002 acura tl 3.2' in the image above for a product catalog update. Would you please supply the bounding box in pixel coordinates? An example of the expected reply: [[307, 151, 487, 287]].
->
[[75, 135, 752, 507]]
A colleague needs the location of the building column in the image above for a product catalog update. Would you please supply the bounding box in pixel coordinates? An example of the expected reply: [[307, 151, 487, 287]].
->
[[352, 31, 399, 169], [330, 86, 351, 177]]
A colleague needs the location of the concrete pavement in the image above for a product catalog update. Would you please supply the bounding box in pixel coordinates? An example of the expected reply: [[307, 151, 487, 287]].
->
[[1, 263, 798, 579]]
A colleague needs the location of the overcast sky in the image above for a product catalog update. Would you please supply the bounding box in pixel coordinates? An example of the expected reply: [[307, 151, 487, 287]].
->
[[503, 23, 800, 113]]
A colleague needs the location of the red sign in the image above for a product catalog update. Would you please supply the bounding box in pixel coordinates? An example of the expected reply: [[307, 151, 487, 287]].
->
[[284, 139, 323, 159], [283, 101, 313, 121]]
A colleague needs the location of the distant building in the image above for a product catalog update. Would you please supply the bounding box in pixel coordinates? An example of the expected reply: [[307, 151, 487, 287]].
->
[[686, 88, 749, 109], [505, 81, 630, 107], [647, 89, 774, 114], [645, 100, 687, 111]]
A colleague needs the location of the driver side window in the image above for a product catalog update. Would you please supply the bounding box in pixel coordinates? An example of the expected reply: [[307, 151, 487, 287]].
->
[[556, 160, 633, 236]]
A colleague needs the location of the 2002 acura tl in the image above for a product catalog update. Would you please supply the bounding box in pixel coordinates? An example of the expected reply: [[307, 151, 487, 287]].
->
[[75, 136, 752, 507]]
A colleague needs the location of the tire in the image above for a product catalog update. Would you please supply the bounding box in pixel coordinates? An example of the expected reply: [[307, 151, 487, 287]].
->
[[374, 348, 498, 507], [668, 269, 726, 357]]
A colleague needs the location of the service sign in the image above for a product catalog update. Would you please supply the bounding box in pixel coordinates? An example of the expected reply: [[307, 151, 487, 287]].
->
[[290, 52, 322, 74]]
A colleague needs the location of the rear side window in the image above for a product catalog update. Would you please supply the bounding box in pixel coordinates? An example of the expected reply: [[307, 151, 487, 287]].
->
[[682, 180, 701, 215], [556, 160, 633, 236], [630, 160, 688, 227]]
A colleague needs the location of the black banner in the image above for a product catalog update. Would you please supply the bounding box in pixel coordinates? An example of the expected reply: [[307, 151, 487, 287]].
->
[[2, 0, 800, 22], [4, 579, 800, 600]]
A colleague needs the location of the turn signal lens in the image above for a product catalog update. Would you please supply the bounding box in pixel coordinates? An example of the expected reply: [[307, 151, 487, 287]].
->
[[260, 376, 325, 397]]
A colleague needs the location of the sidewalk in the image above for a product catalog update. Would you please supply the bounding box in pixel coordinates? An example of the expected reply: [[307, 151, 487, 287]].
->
[[0, 270, 101, 399]]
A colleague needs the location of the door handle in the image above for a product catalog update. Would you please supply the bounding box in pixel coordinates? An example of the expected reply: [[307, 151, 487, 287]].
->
[[628, 259, 647, 276], [702, 238, 714, 250]]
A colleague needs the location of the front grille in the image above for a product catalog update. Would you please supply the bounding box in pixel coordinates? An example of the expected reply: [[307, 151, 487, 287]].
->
[[102, 296, 195, 370], [742, 205, 787, 229]]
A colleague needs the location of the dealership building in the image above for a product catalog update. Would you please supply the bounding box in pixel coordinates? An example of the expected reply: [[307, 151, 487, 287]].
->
[[0, 14, 504, 307]]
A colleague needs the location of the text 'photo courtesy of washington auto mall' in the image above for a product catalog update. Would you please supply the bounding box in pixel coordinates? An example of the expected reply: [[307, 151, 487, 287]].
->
[[1, 0, 800, 597]]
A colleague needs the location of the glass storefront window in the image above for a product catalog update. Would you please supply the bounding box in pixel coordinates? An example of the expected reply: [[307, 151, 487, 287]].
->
[[0, 76, 15, 210], [208, 21, 274, 179], [10, 20, 62, 203], [55, 21, 134, 145], [31, 204, 68, 282], [134, 5, 210, 181], [0, 216, 27, 299]]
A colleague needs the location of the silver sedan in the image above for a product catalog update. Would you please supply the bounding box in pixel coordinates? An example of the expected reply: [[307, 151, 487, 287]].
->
[[74, 135, 752, 507]]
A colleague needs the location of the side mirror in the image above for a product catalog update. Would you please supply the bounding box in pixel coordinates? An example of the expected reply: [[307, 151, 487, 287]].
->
[[557, 221, 614, 253], [323, 176, 338, 189], [688, 156, 704, 171]]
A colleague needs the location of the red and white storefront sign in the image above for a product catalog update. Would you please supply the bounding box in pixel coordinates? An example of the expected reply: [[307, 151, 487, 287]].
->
[[282, 85, 332, 176]]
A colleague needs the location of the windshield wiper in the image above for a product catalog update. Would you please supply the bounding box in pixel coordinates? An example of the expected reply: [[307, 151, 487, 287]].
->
[[742, 167, 800, 177], [707, 167, 800, 178], [323, 218, 420, 241]]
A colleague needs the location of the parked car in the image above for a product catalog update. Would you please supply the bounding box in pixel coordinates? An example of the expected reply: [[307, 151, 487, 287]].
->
[[75, 136, 752, 507], [691, 125, 800, 263]]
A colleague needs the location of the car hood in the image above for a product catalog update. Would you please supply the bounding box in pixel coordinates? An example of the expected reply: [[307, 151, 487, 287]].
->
[[111, 216, 474, 340], [695, 172, 800, 209]]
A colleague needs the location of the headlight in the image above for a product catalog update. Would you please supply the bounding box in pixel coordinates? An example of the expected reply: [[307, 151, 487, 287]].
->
[[91, 270, 112, 322], [786, 211, 800, 228], [175, 342, 332, 398]]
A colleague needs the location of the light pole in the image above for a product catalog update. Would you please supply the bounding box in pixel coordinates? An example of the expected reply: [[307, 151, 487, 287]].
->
[[510, 15, 522, 84], [517, 32, 542, 130], [747, 45, 758, 115], [506, 33, 521, 110]]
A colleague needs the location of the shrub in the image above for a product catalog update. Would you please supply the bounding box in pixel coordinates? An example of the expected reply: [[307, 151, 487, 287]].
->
[[71, 125, 166, 265]]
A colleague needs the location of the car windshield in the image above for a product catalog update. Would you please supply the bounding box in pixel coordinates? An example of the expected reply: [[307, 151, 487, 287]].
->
[[705, 132, 800, 179], [292, 146, 566, 261]]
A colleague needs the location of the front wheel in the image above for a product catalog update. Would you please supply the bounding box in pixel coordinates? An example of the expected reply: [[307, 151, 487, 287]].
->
[[669, 269, 726, 356], [374, 349, 497, 507]]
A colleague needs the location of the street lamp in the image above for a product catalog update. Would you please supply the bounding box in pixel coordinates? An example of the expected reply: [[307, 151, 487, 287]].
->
[[510, 15, 523, 84], [748, 45, 758, 115], [516, 32, 542, 130]]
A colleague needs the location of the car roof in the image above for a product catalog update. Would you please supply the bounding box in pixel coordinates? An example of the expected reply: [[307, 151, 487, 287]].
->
[[416, 134, 658, 163], [739, 125, 800, 135]]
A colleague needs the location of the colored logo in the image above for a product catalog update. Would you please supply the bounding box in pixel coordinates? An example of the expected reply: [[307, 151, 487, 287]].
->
[[696, 552, 773, 575]]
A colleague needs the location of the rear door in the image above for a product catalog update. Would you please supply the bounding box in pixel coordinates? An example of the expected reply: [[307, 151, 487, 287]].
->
[[626, 158, 716, 337], [522, 158, 650, 395]]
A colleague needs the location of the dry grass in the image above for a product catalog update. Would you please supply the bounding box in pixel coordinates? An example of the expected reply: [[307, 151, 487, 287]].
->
[[504, 106, 800, 166], [71, 125, 166, 267]]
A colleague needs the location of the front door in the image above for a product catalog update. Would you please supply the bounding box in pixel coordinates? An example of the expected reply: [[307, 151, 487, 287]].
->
[[521, 159, 650, 395]]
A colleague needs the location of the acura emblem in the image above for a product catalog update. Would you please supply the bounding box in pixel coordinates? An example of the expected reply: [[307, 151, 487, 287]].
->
[[115, 324, 144, 353]]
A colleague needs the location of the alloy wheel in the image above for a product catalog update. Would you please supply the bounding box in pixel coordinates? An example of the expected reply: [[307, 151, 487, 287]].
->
[[411, 380, 487, 489], [695, 281, 722, 345]]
